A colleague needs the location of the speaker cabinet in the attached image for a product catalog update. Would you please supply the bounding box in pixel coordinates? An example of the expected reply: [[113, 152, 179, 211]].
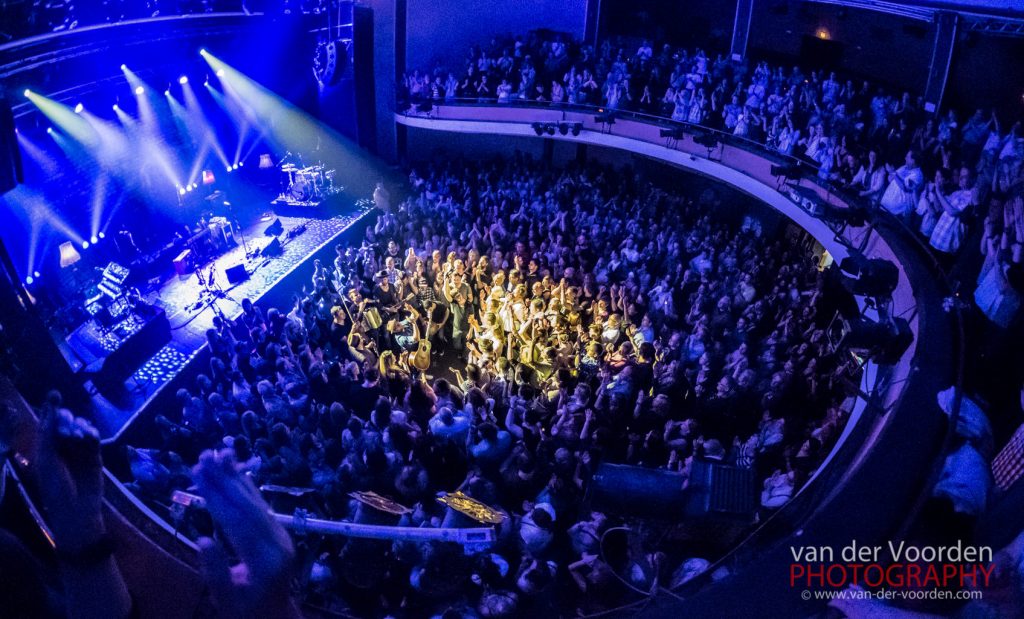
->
[[224, 263, 249, 284]]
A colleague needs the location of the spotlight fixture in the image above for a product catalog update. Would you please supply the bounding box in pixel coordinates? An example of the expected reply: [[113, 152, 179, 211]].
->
[[204, 80, 210, 87], [179, 187, 186, 195], [232, 163, 239, 170], [82, 241, 90, 249], [25, 276, 33, 285], [33, 271, 40, 278], [179, 75, 188, 85], [46, 127, 53, 134], [113, 104, 119, 110], [559, 123, 569, 136], [571, 123, 582, 136], [226, 166, 232, 173], [90, 235, 98, 244], [23, 89, 31, 97], [199, 48, 208, 56], [134, 86, 145, 95], [98, 232, 105, 239], [120, 63, 127, 70], [546, 124, 556, 136], [74, 103, 84, 114], [165, 90, 171, 96], [216, 69, 225, 77], [238, 161, 244, 167]]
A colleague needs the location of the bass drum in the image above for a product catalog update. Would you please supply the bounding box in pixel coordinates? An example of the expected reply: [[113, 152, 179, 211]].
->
[[289, 179, 311, 201]]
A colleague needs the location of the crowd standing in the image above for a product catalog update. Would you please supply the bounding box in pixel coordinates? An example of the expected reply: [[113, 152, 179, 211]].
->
[[402, 32, 1024, 330], [121, 154, 860, 616]]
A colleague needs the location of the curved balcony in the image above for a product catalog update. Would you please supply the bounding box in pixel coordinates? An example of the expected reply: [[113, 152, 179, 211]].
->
[[395, 100, 964, 615]]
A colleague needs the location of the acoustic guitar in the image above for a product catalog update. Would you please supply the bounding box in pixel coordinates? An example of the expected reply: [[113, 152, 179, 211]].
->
[[412, 315, 432, 372]]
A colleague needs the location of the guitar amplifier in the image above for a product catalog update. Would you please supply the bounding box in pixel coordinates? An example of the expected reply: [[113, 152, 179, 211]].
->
[[173, 249, 193, 275], [224, 263, 249, 284]]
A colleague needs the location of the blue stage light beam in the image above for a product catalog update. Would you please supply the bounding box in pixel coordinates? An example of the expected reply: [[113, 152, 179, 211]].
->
[[16, 130, 61, 177], [181, 81, 230, 170], [200, 52, 395, 196]]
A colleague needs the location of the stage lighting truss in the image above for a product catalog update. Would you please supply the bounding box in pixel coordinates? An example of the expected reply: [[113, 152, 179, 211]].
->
[[531, 122, 583, 137]]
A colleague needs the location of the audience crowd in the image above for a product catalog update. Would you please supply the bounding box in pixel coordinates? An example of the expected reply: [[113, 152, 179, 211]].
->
[[6, 24, 1024, 619], [401, 31, 1024, 330], [124, 154, 859, 615]]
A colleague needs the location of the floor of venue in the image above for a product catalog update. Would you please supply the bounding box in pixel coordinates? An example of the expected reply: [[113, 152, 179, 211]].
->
[[67, 200, 374, 439]]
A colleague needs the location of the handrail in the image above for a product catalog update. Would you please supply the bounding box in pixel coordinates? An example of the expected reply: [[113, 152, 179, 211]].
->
[[401, 95, 815, 169]]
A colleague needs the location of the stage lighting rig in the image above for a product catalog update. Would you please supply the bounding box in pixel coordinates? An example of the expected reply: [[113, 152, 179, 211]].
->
[[660, 125, 684, 147], [693, 131, 722, 160], [593, 110, 616, 133], [532, 122, 545, 136]]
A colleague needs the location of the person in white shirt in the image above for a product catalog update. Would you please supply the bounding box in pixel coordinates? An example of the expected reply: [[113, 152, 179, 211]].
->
[[880, 150, 924, 219], [636, 40, 653, 60], [496, 79, 513, 103]]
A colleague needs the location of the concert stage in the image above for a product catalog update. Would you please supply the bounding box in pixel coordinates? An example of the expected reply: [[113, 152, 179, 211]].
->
[[76, 200, 375, 439]]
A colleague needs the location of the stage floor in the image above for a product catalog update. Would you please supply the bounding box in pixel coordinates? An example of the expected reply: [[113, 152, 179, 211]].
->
[[88, 202, 374, 439]]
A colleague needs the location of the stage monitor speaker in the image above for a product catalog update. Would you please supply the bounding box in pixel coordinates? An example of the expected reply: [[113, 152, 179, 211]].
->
[[263, 218, 283, 237], [683, 461, 756, 521], [590, 463, 688, 520], [224, 263, 249, 284], [261, 237, 283, 257], [0, 87, 24, 195]]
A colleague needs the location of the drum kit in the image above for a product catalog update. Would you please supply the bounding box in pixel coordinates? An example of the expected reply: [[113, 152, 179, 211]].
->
[[281, 161, 340, 203]]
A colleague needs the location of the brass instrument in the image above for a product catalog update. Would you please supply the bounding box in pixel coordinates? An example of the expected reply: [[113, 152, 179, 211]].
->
[[436, 491, 506, 524]]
